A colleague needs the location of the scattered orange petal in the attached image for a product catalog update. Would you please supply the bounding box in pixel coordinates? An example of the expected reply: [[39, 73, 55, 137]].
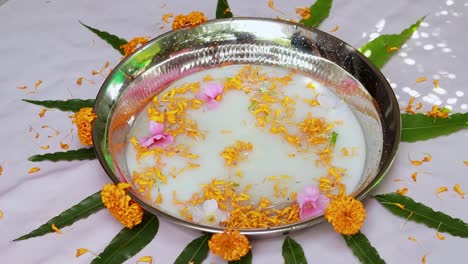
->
[[463, 160, 468, 166], [393, 178, 404, 182], [76, 77, 84, 85], [38, 108, 47, 118], [0, 165, 3, 176], [394, 203, 406, 210], [433, 79, 440, 89], [28, 167, 40, 174], [411, 172, 418, 182], [409, 153, 431, 166], [34, 80, 43, 89], [268, 0, 275, 9], [405, 96, 415, 114], [103, 61, 110, 69], [421, 253, 429, 264], [415, 102, 423, 110], [17, 85, 28, 90], [387, 46, 399, 52], [91, 70, 100, 75], [436, 186, 448, 196], [40, 145, 50, 150], [415, 77, 427, 83], [408, 236, 418, 243], [436, 231, 445, 240], [162, 13, 174, 23], [453, 184, 465, 199], [75, 248, 89, 257], [60, 141, 70, 150], [329, 25, 340, 32], [0, 210, 3, 219], [295, 7, 310, 19], [51, 224, 62, 234], [137, 256, 153, 264], [396, 187, 408, 196]]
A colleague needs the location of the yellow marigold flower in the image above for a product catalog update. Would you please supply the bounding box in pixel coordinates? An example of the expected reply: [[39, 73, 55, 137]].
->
[[120, 37, 150, 57], [101, 183, 144, 229], [208, 230, 251, 261], [172, 11, 208, 30], [72, 107, 97, 146], [324, 196, 366, 235]]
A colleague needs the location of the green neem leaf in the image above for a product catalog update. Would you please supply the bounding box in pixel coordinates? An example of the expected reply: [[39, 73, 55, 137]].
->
[[216, 0, 233, 19], [342, 232, 386, 264], [401, 113, 468, 142], [282, 236, 307, 264], [330, 131, 338, 148], [174, 234, 211, 264], [91, 214, 159, 264], [14, 191, 104, 241], [299, 0, 333, 28], [375, 193, 468, 238], [79, 21, 128, 55], [228, 250, 253, 264], [22, 99, 95, 112], [28, 148, 96, 162], [359, 17, 424, 68]]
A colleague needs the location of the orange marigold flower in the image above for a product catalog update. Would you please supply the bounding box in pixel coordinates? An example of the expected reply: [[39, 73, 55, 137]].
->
[[172, 11, 208, 30], [101, 183, 144, 228], [324, 196, 366, 235], [72, 107, 97, 146], [120, 37, 150, 57], [208, 230, 251, 261]]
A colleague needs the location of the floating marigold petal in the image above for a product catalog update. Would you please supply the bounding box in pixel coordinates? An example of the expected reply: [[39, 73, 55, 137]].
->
[[28, 167, 40, 174], [415, 77, 427, 83], [433, 79, 440, 89], [436, 186, 448, 195], [453, 184, 465, 199], [137, 256, 153, 263], [51, 224, 62, 234], [436, 231, 445, 240], [396, 187, 408, 196]]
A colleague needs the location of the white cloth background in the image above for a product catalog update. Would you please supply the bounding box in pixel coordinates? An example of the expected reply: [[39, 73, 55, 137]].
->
[[0, 0, 467, 263]]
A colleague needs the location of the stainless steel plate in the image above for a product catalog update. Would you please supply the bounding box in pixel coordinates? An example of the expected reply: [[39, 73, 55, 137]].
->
[[92, 18, 400, 237]]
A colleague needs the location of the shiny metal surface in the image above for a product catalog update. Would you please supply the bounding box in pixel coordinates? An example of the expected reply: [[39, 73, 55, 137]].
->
[[92, 18, 401, 237]]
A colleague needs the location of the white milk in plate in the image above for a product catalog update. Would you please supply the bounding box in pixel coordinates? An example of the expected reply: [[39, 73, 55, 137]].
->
[[125, 65, 366, 229]]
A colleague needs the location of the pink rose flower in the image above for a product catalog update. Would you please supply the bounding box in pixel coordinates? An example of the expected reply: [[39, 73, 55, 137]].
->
[[138, 121, 174, 149], [195, 82, 224, 110], [297, 185, 330, 220]]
